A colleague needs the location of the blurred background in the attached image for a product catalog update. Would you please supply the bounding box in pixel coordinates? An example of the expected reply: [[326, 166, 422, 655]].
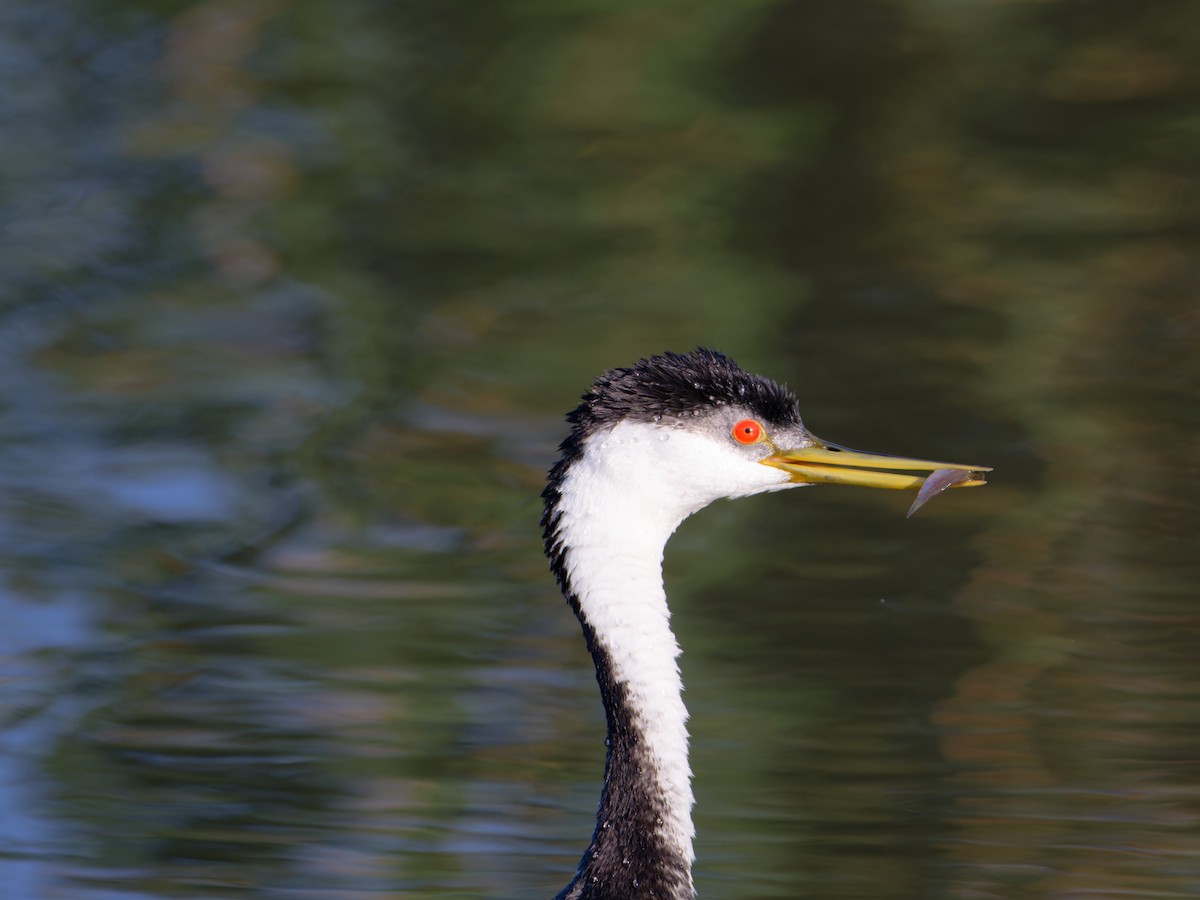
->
[[2, 0, 1198, 897]]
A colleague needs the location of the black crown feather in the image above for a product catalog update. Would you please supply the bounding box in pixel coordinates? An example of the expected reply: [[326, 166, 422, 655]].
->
[[568, 348, 801, 432]]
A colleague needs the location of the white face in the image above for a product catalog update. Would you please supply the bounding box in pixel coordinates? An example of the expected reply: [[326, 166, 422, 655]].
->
[[578, 414, 813, 525]]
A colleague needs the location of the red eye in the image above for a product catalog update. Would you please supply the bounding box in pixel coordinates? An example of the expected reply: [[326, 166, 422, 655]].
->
[[732, 419, 763, 444]]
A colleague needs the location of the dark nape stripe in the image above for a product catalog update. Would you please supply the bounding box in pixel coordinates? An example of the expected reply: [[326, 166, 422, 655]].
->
[[554, 613, 692, 900]]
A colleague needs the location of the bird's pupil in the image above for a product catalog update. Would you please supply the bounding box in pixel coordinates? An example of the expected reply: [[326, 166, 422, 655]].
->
[[733, 419, 761, 444]]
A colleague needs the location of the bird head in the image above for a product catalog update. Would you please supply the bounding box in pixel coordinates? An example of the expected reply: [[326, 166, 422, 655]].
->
[[547, 349, 988, 526]]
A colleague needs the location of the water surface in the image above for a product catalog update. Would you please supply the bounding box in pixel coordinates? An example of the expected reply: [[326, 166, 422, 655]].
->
[[2, 1, 1199, 897]]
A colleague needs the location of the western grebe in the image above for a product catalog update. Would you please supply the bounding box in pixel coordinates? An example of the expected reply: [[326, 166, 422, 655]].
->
[[541, 349, 988, 899]]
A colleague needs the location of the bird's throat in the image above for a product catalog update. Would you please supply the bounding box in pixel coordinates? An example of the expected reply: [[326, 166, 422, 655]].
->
[[550, 458, 697, 899]]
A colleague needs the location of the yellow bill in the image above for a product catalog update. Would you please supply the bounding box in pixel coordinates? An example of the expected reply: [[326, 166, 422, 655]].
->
[[761, 440, 990, 514]]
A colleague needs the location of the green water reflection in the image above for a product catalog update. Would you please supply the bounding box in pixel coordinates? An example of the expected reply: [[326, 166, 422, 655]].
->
[[2, 0, 1199, 897]]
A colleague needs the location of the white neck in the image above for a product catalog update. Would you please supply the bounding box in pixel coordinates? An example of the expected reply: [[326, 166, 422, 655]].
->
[[554, 426, 702, 883], [549, 419, 796, 898]]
